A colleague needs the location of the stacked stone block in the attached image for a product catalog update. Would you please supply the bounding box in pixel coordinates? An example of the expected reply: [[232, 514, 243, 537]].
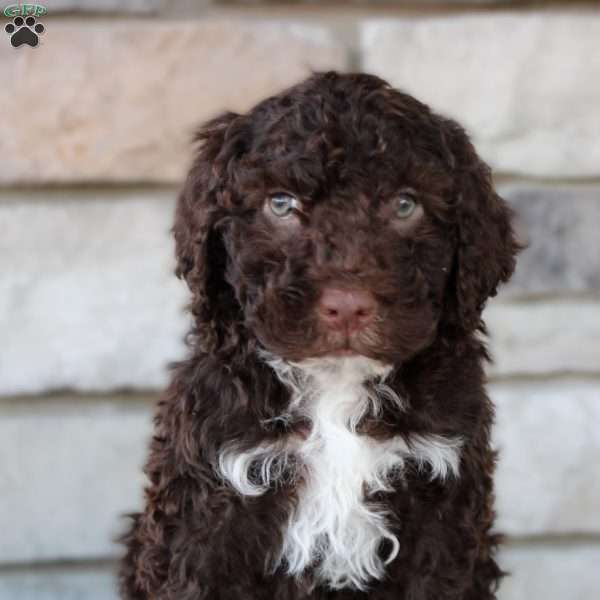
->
[[1, 2, 599, 599]]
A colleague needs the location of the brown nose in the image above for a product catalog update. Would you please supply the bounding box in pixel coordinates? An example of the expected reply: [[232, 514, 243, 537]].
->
[[318, 288, 377, 332]]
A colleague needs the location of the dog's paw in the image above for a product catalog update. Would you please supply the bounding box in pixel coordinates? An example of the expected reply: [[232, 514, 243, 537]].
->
[[5, 16, 45, 48]]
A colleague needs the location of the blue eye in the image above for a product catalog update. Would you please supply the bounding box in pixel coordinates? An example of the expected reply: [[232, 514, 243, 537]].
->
[[395, 194, 417, 219], [269, 193, 298, 218]]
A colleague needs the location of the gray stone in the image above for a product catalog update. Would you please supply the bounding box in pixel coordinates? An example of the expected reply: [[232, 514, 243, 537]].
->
[[0, 21, 347, 184], [1, 542, 600, 600], [0, 190, 189, 396], [361, 14, 600, 177], [484, 300, 600, 377], [2, 382, 600, 564], [498, 542, 600, 600], [2, 190, 599, 396], [0, 563, 117, 600], [492, 380, 600, 536], [0, 397, 151, 563], [501, 184, 600, 296]]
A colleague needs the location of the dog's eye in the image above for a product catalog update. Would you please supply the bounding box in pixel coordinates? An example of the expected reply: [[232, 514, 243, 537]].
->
[[395, 194, 417, 219], [268, 193, 298, 218]]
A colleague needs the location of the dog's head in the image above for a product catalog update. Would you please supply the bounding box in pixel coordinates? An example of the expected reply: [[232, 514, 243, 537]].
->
[[174, 72, 518, 364]]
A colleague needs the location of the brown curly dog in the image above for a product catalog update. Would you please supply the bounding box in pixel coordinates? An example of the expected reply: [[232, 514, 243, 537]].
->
[[119, 71, 519, 600]]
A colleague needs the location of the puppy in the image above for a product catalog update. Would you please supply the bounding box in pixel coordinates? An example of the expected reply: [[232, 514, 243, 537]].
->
[[120, 71, 519, 600]]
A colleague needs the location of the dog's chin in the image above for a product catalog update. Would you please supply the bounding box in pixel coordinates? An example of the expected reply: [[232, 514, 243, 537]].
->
[[310, 346, 386, 363], [264, 341, 397, 368], [284, 351, 394, 385], [327, 347, 359, 358], [256, 320, 438, 366]]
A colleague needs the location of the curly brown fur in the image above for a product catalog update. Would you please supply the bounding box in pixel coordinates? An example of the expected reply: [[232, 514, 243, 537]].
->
[[119, 71, 519, 599]]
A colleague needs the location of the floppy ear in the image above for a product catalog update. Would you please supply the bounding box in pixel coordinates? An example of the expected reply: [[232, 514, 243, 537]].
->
[[173, 111, 249, 354], [445, 123, 520, 332]]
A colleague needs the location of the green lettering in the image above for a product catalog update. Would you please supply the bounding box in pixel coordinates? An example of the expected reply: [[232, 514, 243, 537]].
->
[[4, 5, 19, 17]]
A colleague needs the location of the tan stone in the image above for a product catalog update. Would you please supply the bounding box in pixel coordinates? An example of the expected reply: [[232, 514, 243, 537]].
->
[[51, 0, 160, 11], [0, 21, 347, 184]]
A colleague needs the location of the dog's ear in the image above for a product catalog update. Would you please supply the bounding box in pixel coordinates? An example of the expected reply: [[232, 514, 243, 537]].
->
[[173, 111, 249, 353], [444, 123, 520, 333]]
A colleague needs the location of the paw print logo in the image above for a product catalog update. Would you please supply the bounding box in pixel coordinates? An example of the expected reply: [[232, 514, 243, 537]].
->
[[5, 16, 45, 48]]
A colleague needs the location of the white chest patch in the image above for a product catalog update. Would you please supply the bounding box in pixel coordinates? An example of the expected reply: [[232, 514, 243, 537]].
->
[[217, 355, 462, 591]]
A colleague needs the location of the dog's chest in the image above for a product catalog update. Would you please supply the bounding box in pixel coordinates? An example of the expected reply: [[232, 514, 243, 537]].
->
[[280, 381, 405, 590], [218, 356, 461, 590]]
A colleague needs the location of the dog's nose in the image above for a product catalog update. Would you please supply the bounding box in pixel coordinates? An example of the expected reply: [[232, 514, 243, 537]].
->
[[318, 288, 376, 332]]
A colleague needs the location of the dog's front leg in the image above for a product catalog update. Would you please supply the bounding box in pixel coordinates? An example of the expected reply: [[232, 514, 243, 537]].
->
[[119, 472, 319, 600]]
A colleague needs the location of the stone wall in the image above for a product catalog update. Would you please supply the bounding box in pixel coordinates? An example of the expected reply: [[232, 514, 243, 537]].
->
[[1, 1, 599, 598]]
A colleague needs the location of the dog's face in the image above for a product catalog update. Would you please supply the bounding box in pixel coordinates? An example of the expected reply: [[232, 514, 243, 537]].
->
[[223, 167, 455, 364], [175, 72, 518, 363]]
